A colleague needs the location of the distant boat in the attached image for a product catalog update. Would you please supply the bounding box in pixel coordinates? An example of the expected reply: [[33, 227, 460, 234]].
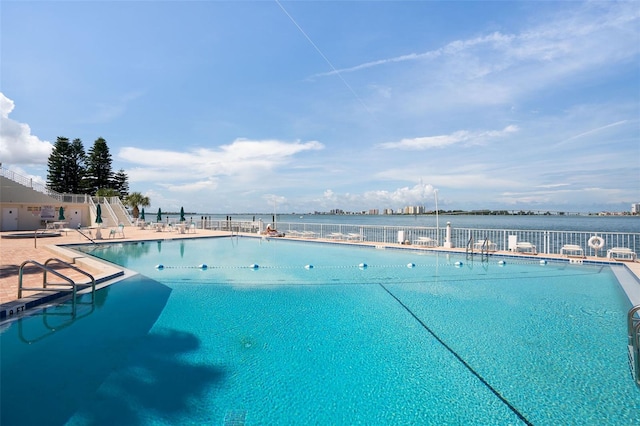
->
[[300, 216, 304, 219]]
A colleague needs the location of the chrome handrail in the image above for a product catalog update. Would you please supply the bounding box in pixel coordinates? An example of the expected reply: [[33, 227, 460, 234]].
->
[[18, 259, 96, 313], [43, 258, 96, 304], [628, 305, 640, 386], [18, 260, 77, 300], [465, 236, 474, 259]]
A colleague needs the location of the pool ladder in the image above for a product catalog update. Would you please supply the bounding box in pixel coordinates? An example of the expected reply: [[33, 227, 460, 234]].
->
[[466, 237, 490, 262], [628, 305, 640, 386], [18, 258, 96, 313]]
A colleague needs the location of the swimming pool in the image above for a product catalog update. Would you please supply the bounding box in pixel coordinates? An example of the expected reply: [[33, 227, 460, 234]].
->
[[2, 237, 639, 425]]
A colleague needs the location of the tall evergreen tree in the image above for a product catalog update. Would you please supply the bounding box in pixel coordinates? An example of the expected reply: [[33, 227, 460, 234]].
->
[[85, 137, 113, 195], [47, 137, 72, 193], [112, 169, 129, 197], [68, 138, 87, 194]]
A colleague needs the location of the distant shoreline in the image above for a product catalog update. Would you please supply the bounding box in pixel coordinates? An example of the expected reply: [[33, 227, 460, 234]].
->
[[164, 210, 637, 217]]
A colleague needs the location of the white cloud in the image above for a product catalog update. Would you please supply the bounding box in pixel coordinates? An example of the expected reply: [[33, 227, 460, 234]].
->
[[323, 189, 337, 201], [0, 93, 53, 165], [496, 186, 630, 207], [317, 2, 639, 114], [378, 125, 518, 150], [119, 138, 324, 182], [160, 178, 219, 193], [315, 3, 638, 81], [362, 182, 435, 206], [313, 183, 435, 211], [262, 194, 287, 207]]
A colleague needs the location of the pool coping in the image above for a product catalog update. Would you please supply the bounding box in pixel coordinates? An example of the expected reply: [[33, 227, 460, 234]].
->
[[0, 244, 130, 320]]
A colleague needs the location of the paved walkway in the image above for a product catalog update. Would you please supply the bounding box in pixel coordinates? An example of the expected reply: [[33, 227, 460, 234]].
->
[[1, 225, 638, 312], [0, 226, 227, 305]]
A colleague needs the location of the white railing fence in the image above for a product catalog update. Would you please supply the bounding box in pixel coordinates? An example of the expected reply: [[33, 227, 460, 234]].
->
[[195, 220, 640, 257]]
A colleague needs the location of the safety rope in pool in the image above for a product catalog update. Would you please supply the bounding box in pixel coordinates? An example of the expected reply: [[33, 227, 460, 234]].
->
[[154, 259, 551, 270]]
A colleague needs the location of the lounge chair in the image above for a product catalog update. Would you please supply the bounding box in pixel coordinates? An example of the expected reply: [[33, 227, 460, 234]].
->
[[327, 232, 346, 240], [473, 239, 497, 252], [347, 233, 365, 241], [109, 223, 125, 238], [413, 237, 437, 247], [561, 244, 584, 257], [515, 242, 537, 254], [607, 247, 637, 261]]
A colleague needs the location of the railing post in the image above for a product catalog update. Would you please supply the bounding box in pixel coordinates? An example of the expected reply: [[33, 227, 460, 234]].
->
[[444, 222, 454, 248], [544, 231, 549, 254]]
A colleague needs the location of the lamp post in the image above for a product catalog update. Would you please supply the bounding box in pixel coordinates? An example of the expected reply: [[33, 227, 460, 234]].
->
[[273, 199, 277, 230]]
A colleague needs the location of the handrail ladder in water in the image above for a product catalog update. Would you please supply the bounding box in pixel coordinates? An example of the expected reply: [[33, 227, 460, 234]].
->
[[466, 236, 474, 260], [480, 237, 490, 262], [628, 305, 640, 386], [18, 258, 96, 314]]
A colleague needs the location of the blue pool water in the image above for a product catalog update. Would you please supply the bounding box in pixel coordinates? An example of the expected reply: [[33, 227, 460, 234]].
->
[[2, 237, 639, 425]]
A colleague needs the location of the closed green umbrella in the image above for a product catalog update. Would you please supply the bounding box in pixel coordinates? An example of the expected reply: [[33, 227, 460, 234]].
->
[[140, 208, 145, 221], [95, 204, 103, 224], [157, 208, 162, 222], [179, 207, 185, 222], [58, 206, 65, 221]]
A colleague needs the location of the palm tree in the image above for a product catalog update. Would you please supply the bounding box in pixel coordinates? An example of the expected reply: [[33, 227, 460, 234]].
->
[[96, 188, 120, 197], [124, 192, 150, 219]]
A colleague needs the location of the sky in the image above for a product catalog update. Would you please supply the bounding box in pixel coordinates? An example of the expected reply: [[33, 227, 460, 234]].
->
[[1, 1, 639, 214]]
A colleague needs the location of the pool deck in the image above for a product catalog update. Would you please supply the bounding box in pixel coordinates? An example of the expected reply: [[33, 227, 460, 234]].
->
[[1, 225, 639, 317]]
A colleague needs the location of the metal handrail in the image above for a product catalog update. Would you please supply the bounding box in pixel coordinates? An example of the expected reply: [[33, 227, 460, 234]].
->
[[43, 258, 96, 304], [33, 228, 57, 248], [465, 236, 474, 259], [628, 305, 640, 386], [480, 237, 490, 262], [629, 305, 640, 343], [16, 258, 97, 343], [18, 259, 96, 310], [19, 260, 77, 300], [75, 227, 97, 244]]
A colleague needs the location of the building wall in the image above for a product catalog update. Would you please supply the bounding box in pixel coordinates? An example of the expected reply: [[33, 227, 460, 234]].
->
[[0, 176, 92, 231]]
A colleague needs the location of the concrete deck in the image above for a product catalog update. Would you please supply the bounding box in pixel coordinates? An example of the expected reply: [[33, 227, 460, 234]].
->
[[1, 225, 639, 317]]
